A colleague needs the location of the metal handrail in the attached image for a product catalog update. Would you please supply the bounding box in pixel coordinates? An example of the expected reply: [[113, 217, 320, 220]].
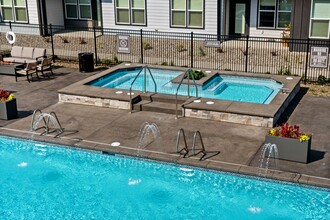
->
[[31, 109, 64, 136], [175, 69, 198, 119], [31, 109, 46, 131], [175, 128, 189, 157], [129, 65, 157, 113], [192, 130, 206, 161], [49, 112, 64, 133]]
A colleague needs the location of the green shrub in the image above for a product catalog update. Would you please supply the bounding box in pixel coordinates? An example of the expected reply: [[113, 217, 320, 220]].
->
[[317, 75, 327, 85], [199, 47, 206, 56], [177, 44, 186, 52], [161, 61, 168, 66], [277, 66, 291, 76], [187, 70, 206, 80], [143, 41, 152, 50], [0, 49, 11, 57]]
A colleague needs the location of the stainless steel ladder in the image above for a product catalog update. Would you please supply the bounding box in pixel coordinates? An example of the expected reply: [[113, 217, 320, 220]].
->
[[175, 128, 189, 157], [129, 65, 157, 113], [31, 109, 64, 136], [176, 129, 207, 160], [175, 69, 198, 119], [192, 130, 207, 161]]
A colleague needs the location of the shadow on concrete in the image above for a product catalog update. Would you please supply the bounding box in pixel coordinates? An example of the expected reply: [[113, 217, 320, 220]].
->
[[275, 87, 308, 126], [308, 149, 326, 163], [18, 110, 34, 118]]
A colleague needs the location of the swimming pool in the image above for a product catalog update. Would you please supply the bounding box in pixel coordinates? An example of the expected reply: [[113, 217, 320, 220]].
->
[[1, 136, 329, 219], [87, 68, 283, 104]]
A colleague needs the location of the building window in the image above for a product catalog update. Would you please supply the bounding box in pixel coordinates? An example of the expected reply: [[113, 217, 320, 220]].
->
[[310, 0, 330, 38], [258, 0, 291, 29], [0, 0, 27, 22], [65, 0, 92, 20], [171, 0, 204, 28], [115, 0, 146, 25]]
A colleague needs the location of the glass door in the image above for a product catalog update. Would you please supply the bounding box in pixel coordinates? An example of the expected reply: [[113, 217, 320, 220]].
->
[[229, 0, 250, 36]]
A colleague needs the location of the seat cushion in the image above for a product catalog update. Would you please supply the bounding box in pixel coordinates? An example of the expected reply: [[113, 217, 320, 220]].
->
[[12, 58, 27, 63], [21, 47, 34, 58], [33, 48, 46, 59], [3, 57, 16, 62], [11, 46, 23, 57]]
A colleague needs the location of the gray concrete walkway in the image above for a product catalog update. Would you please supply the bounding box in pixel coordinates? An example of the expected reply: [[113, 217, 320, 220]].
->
[[0, 66, 329, 188]]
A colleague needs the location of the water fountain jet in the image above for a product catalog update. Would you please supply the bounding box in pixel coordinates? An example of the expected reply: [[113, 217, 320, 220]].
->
[[258, 143, 279, 176], [137, 122, 160, 156]]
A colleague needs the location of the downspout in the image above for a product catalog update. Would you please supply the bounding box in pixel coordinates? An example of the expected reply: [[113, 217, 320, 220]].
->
[[37, 0, 48, 36], [217, 0, 222, 40], [41, 0, 48, 35]]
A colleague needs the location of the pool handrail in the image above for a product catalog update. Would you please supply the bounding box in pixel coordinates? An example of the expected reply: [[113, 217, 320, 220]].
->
[[175, 69, 198, 119], [129, 65, 157, 113], [175, 128, 189, 157], [192, 130, 207, 161]]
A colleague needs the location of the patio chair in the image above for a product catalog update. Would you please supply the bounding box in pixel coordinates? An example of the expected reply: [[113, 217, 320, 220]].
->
[[15, 62, 39, 82], [37, 57, 53, 77]]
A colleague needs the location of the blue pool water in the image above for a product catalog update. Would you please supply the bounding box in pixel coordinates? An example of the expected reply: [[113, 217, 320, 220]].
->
[[0, 136, 329, 219], [87, 68, 283, 104]]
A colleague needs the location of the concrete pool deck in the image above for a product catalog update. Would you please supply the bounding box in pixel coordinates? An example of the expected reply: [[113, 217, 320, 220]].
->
[[0, 65, 329, 188]]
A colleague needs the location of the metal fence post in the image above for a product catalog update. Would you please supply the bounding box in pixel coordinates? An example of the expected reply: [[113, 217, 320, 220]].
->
[[50, 24, 55, 63], [190, 32, 194, 68], [245, 35, 249, 72], [304, 38, 310, 84], [93, 26, 98, 66], [140, 29, 144, 64]]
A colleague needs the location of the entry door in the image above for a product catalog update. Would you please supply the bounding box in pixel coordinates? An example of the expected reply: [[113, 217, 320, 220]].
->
[[229, 0, 250, 36]]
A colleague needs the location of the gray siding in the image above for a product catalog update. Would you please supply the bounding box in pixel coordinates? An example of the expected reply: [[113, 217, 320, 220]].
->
[[46, 0, 64, 26], [27, 0, 39, 24], [102, 0, 218, 34]]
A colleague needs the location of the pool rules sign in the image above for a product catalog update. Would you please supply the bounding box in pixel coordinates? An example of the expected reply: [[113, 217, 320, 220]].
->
[[117, 35, 131, 54], [310, 47, 329, 68]]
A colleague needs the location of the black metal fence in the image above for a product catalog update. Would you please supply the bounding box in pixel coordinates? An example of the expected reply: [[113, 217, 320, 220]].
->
[[0, 23, 329, 83]]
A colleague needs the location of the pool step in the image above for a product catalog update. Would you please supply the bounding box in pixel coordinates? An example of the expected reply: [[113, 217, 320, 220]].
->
[[133, 101, 183, 115], [139, 93, 187, 104]]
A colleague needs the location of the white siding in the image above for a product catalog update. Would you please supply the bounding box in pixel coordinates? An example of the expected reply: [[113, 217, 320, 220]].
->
[[249, 0, 284, 38], [102, 0, 218, 34], [46, 0, 64, 26], [27, 0, 39, 24]]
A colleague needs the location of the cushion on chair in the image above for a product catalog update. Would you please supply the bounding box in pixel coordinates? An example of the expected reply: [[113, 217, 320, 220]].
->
[[21, 47, 34, 58], [33, 48, 46, 59], [11, 46, 23, 57], [3, 57, 16, 62]]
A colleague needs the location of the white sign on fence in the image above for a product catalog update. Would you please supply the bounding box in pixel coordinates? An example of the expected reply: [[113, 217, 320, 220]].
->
[[310, 46, 329, 68], [117, 35, 131, 54], [204, 40, 221, 48]]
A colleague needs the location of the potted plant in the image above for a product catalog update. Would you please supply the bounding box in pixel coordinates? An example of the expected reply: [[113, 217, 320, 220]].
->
[[0, 89, 17, 120], [265, 123, 311, 163]]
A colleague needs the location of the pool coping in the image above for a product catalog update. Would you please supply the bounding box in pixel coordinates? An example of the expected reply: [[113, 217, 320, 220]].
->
[[58, 63, 301, 127], [1, 129, 329, 189]]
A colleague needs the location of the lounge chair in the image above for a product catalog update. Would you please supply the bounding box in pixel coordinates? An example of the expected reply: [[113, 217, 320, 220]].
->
[[37, 57, 53, 77], [15, 62, 39, 82]]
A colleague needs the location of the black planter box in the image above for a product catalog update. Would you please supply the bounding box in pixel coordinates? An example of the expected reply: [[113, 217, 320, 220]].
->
[[265, 135, 312, 163], [0, 98, 18, 120]]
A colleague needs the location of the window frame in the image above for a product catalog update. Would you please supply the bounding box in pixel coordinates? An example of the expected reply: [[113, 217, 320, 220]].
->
[[170, 0, 205, 29], [0, 0, 28, 23], [309, 0, 330, 39], [258, 0, 292, 29], [115, 0, 147, 26], [64, 0, 92, 20]]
